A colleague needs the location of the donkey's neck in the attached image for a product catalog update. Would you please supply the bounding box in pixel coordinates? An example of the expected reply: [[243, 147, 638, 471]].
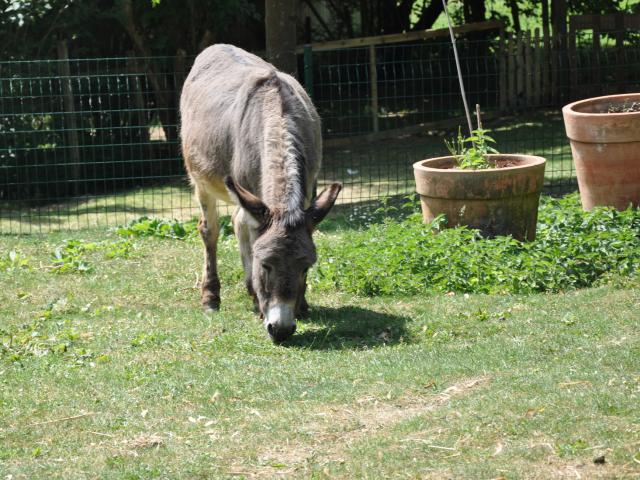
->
[[260, 85, 306, 222]]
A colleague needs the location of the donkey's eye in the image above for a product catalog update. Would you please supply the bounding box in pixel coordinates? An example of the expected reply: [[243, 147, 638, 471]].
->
[[261, 263, 273, 273]]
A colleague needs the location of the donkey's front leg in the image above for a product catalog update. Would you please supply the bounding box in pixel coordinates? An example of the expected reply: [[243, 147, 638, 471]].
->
[[196, 187, 221, 312], [233, 209, 260, 314]]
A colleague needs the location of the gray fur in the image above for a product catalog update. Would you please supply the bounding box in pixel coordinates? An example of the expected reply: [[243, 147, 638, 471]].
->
[[181, 44, 320, 209], [180, 44, 341, 342]]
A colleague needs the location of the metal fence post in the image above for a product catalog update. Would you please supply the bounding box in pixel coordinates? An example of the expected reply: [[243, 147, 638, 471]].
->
[[369, 45, 379, 133], [57, 40, 81, 196]]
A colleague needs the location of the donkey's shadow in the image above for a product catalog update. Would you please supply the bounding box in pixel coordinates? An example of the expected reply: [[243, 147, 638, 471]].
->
[[286, 305, 412, 350]]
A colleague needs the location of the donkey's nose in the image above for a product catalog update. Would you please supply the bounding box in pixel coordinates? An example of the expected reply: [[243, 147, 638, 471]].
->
[[267, 322, 296, 342], [265, 303, 296, 342]]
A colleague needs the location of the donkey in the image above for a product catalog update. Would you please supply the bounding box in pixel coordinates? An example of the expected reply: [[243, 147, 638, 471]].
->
[[180, 44, 341, 342]]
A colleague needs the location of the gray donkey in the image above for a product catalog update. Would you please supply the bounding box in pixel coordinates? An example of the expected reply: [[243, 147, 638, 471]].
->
[[180, 44, 341, 342]]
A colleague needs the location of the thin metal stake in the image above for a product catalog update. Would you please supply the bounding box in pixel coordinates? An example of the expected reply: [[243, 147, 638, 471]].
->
[[442, 0, 473, 136]]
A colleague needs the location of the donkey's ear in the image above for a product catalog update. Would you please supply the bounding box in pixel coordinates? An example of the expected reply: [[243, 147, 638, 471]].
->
[[307, 182, 342, 227], [224, 176, 268, 225]]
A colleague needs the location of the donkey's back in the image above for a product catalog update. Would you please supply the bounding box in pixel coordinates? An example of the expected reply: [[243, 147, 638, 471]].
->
[[180, 44, 321, 200]]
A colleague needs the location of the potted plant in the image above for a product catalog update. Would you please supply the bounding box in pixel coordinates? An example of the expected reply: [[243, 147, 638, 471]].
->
[[413, 125, 546, 241], [562, 93, 640, 211], [412, 3, 545, 241]]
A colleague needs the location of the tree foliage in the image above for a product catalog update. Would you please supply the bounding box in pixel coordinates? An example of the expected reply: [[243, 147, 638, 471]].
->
[[2, 0, 638, 58], [0, 0, 262, 59]]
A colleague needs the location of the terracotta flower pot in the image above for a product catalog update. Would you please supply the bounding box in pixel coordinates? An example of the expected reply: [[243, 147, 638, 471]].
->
[[563, 93, 640, 210], [413, 154, 546, 241]]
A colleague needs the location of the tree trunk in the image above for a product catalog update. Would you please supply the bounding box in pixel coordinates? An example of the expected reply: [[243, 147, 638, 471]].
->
[[463, 0, 486, 23], [551, 0, 567, 37], [412, 0, 445, 31], [303, 0, 333, 39], [542, 0, 550, 39], [117, 0, 177, 154], [376, 0, 414, 33], [265, 0, 298, 75], [509, 0, 521, 32], [360, 0, 370, 36]]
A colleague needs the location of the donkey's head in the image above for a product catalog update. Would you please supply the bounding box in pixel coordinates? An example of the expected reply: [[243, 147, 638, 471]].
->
[[225, 177, 342, 342]]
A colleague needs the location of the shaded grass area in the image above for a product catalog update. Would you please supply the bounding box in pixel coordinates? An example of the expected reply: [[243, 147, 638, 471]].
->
[[1, 212, 639, 478], [1, 113, 573, 234], [321, 112, 574, 205], [0, 183, 200, 234]]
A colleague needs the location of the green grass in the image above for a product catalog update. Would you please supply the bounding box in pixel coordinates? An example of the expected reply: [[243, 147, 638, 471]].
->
[[1, 200, 639, 478]]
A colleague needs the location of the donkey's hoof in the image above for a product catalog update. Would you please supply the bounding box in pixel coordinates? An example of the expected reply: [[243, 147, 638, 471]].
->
[[201, 295, 221, 314]]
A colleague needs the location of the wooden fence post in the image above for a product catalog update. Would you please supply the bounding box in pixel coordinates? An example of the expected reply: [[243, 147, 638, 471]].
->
[[592, 17, 601, 97], [126, 52, 150, 144], [516, 32, 525, 110], [499, 29, 507, 113], [174, 49, 187, 111], [369, 44, 379, 133], [534, 28, 542, 107], [508, 34, 516, 110], [568, 26, 577, 97], [615, 13, 626, 91], [525, 30, 533, 109], [542, 23, 551, 105], [551, 33, 558, 105], [57, 40, 81, 196], [303, 44, 314, 99]]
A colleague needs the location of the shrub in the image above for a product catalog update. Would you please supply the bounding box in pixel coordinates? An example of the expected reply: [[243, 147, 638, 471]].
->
[[311, 194, 640, 296], [115, 216, 233, 240], [115, 217, 199, 240], [49, 239, 135, 274], [0, 250, 30, 272]]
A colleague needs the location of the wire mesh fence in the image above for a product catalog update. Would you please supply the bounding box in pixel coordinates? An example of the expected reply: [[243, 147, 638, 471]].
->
[[310, 27, 640, 210], [2, 29, 640, 233], [1, 54, 192, 233]]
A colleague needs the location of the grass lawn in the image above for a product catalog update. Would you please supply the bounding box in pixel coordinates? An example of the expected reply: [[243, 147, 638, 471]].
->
[[1, 207, 639, 479]]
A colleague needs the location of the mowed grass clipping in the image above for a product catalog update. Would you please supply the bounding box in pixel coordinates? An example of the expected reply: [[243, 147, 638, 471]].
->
[[0, 193, 639, 479]]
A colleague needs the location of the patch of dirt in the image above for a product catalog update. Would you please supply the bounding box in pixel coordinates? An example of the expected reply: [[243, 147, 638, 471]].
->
[[491, 159, 519, 168], [104, 433, 164, 457], [250, 376, 490, 477], [523, 437, 637, 479], [607, 101, 640, 113], [440, 158, 520, 169], [513, 455, 635, 479]]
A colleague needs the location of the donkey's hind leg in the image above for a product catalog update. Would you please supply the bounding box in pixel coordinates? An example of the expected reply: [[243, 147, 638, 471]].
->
[[195, 184, 221, 312]]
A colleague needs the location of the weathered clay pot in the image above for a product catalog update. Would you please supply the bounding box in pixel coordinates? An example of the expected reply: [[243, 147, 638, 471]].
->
[[413, 154, 546, 241], [563, 93, 640, 210]]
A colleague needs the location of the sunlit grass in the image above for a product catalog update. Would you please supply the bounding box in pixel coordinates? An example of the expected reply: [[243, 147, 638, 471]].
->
[[0, 211, 638, 478]]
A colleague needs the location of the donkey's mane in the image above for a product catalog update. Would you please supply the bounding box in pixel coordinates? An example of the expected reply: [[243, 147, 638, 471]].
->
[[260, 73, 309, 228]]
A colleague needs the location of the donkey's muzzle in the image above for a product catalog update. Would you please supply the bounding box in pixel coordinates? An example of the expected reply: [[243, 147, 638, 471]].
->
[[267, 322, 297, 342], [265, 303, 297, 342]]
